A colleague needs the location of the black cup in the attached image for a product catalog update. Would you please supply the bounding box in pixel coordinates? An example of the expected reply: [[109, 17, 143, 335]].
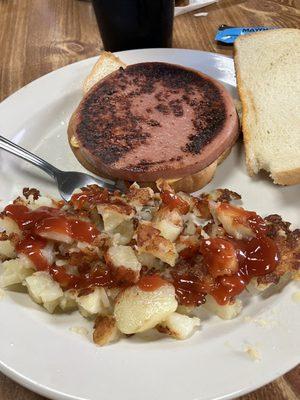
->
[[92, 0, 175, 52]]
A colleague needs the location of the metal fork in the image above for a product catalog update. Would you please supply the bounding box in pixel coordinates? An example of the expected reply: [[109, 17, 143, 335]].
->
[[0, 135, 123, 201]]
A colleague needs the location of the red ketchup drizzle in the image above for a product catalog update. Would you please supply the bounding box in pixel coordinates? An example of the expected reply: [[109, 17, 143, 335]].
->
[[171, 273, 209, 306], [210, 207, 278, 304], [160, 190, 189, 214], [49, 265, 113, 291], [4, 204, 60, 231], [218, 202, 268, 237], [210, 234, 279, 305], [4, 204, 98, 243], [50, 264, 141, 293], [194, 198, 211, 219], [173, 208, 279, 306], [71, 188, 109, 209], [200, 238, 237, 278], [16, 235, 49, 271], [137, 275, 167, 292], [71, 187, 132, 215], [179, 245, 199, 260], [4, 204, 99, 271], [35, 216, 98, 243], [171, 251, 215, 307]]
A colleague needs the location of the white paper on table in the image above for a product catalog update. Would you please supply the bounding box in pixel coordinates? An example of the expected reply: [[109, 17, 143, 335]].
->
[[175, 0, 217, 16], [194, 12, 208, 16]]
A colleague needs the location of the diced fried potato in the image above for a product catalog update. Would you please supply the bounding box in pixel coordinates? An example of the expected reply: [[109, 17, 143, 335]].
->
[[98, 285, 111, 308], [0, 258, 34, 287], [136, 222, 178, 266], [203, 189, 241, 203], [183, 212, 203, 231], [106, 287, 121, 301], [93, 315, 120, 346], [203, 294, 242, 319], [246, 278, 273, 294], [2, 184, 296, 346], [106, 245, 141, 282], [59, 290, 78, 312], [102, 210, 127, 232], [175, 234, 199, 253], [37, 230, 73, 244], [16, 242, 54, 271], [41, 242, 55, 265], [137, 205, 157, 221], [157, 312, 200, 339], [127, 184, 154, 208], [153, 208, 183, 242], [138, 242, 177, 266], [107, 245, 140, 269], [191, 197, 211, 219], [18, 254, 35, 269], [183, 219, 196, 236], [73, 242, 90, 252], [137, 253, 163, 269], [0, 216, 21, 235], [76, 287, 110, 318], [27, 196, 53, 210], [0, 240, 16, 260], [211, 202, 254, 240], [155, 179, 173, 193], [177, 192, 194, 209], [200, 238, 238, 278], [114, 283, 177, 334], [176, 305, 195, 315], [246, 272, 292, 294], [97, 204, 134, 232], [203, 222, 225, 238], [42, 301, 61, 313], [154, 207, 183, 229], [24, 272, 63, 313], [112, 219, 134, 245]]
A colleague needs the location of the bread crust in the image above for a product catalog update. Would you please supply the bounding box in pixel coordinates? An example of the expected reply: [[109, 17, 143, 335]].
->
[[165, 149, 230, 192], [272, 168, 300, 186], [83, 51, 126, 94], [233, 38, 254, 177], [234, 29, 300, 185]]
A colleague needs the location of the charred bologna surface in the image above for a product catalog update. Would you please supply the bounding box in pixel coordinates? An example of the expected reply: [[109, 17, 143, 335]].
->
[[73, 62, 239, 181]]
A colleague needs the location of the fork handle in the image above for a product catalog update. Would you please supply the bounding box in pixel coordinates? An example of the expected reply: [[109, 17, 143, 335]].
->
[[0, 135, 60, 180]]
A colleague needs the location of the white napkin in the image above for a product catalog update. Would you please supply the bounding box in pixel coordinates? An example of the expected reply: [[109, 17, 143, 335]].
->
[[175, 0, 217, 16]]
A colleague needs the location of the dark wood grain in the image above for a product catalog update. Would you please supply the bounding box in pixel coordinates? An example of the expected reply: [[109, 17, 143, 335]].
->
[[0, 0, 102, 102], [173, 0, 300, 56], [0, 0, 299, 399]]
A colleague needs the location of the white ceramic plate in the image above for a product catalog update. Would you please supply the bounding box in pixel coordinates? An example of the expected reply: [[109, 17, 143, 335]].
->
[[0, 49, 299, 400]]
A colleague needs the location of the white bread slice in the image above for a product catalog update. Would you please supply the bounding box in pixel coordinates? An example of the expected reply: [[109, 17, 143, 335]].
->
[[83, 51, 126, 94], [234, 28, 300, 185]]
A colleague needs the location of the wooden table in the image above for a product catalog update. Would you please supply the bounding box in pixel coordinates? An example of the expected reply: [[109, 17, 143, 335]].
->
[[0, 0, 299, 399]]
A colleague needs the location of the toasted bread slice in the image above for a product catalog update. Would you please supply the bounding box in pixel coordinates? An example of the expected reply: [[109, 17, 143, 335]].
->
[[234, 28, 300, 185], [156, 149, 230, 193], [83, 51, 126, 94]]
